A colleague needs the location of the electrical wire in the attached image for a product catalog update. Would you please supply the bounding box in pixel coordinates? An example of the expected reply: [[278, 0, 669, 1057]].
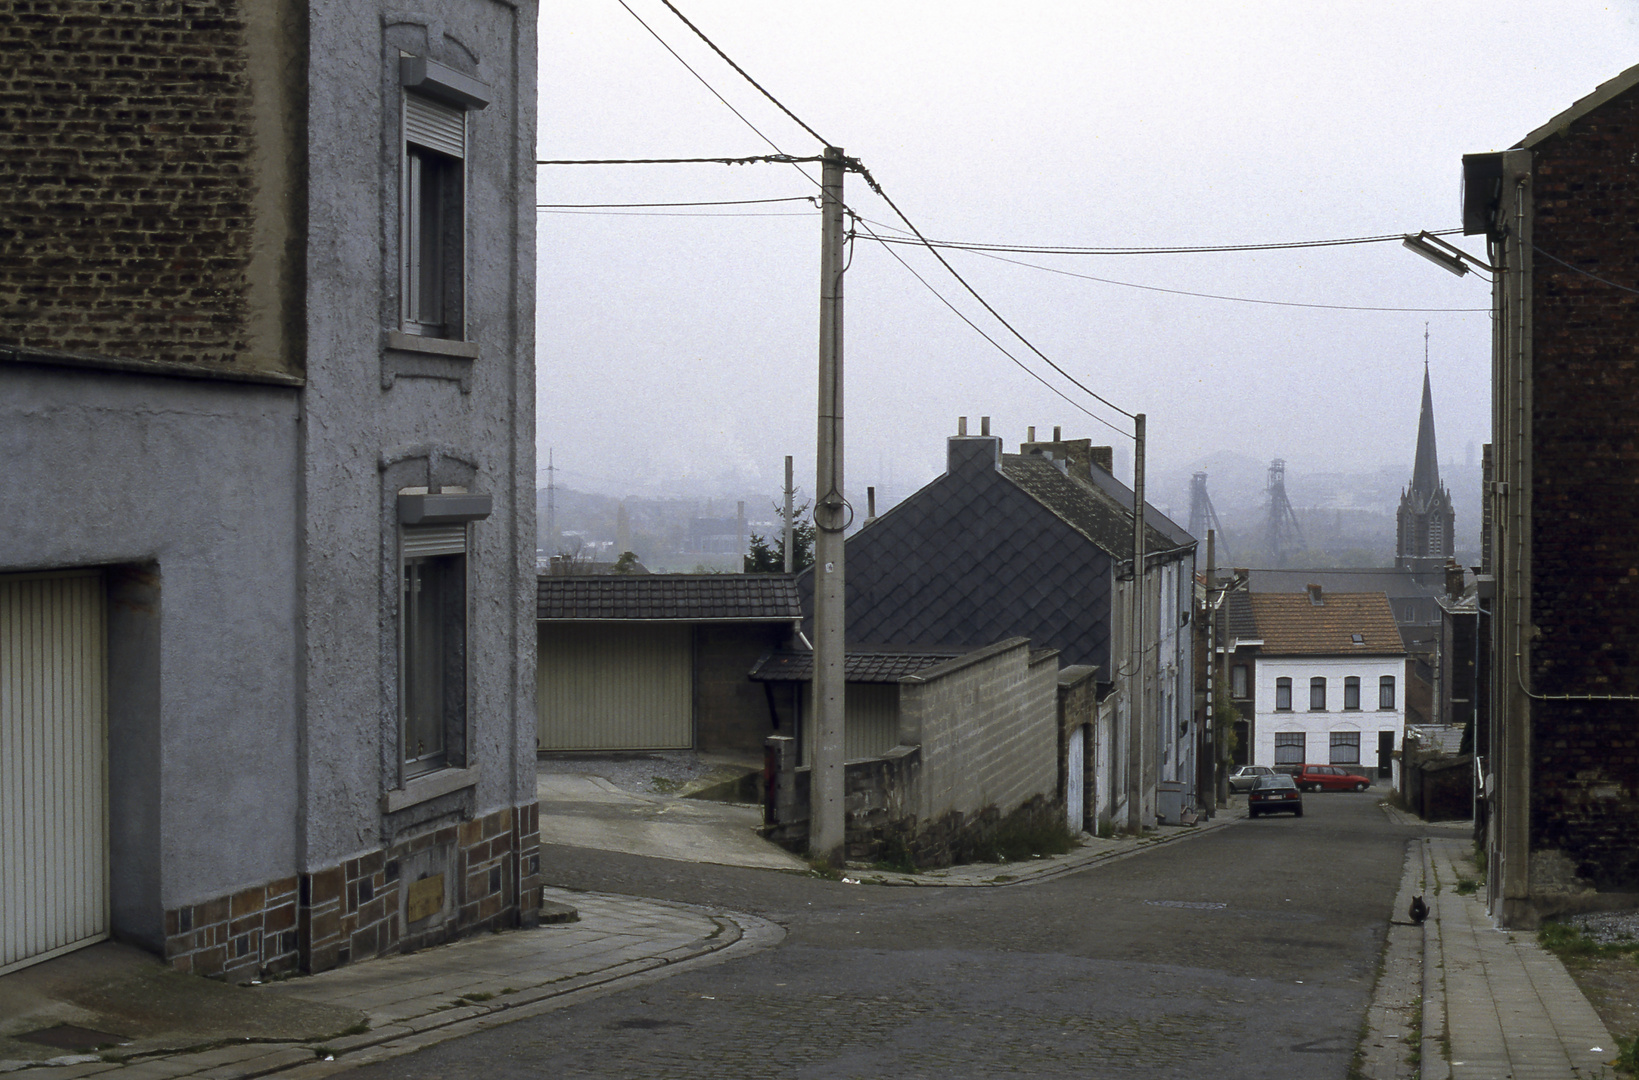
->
[[863, 228, 1470, 256], [963, 247, 1490, 313], [538, 208, 816, 218], [613, 0, 788, 156], [537, 196, 817, 208], [536, 154, 822, 166], [851, 164, 1137, 421], [656, 0, 831, 148], [1533, 245, 1639, 297], [851, 216, 1130, 439]]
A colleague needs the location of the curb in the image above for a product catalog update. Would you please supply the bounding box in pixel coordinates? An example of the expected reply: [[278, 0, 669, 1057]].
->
[[848, 805, 1247, 890]]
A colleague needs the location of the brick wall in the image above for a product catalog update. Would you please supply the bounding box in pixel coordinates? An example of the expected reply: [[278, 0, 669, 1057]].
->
[[0, 0, 302, 380], [164, 802, 541, 979], [1527, 86, 1639, 893]]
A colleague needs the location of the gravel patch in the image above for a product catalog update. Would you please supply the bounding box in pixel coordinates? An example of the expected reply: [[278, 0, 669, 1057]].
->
[[1569, 909, 1639, 945], [536, 751, 743, 796]]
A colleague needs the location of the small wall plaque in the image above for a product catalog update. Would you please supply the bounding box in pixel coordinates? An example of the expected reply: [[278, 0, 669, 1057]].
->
[[406, 874, 445, 923]]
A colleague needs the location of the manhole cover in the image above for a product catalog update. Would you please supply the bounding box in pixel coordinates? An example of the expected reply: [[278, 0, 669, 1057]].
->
[[18, 1025, 127, 1051], [1145, 899, 1227, 910]]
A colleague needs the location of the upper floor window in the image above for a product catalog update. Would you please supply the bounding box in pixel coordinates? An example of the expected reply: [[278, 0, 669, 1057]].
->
[[399, 57, 489, 341], [1275, 677, 1292, 711], [1310, 677, 1326, 711], [1231, 664, 1249, 699], [1380, 675, 1397, 710], [1344, 676, 1360, 710]]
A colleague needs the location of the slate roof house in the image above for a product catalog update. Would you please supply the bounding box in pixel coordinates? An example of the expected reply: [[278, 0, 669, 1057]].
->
[[1, 0, 538, 978], [1461, 64, 1639, 924], [800, 420, 1197, 831]]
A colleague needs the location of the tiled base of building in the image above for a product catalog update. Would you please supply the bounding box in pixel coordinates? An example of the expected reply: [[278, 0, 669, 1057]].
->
[[163, 802, 541, 980]]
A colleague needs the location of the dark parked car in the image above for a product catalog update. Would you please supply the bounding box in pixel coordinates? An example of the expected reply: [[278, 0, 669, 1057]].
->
[[1228, 765, 1277, 794], [1248, 774, 1304, 818], [1294, 765, 1372, 792]]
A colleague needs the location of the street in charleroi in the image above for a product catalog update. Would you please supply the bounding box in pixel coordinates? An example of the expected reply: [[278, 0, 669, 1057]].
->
[[343, 794, 1412, 1079]]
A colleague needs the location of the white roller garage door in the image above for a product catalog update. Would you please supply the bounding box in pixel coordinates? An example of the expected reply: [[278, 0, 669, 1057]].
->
[[537, 623, 692, 751], [2, 571, 110, 975]]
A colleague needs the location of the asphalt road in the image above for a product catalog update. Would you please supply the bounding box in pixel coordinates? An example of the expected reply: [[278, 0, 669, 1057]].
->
[[345, 792, 1421, 1079]]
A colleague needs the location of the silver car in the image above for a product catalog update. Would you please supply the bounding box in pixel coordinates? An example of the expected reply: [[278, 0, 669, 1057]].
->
[[1228, 765, 1277, 794]]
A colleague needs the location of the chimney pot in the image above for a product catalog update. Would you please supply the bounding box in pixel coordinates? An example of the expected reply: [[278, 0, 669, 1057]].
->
[[981, 416, 990, 436], [867, 486, 877, 521], [1028, 425, 1036, 442], [1053, 425, 1062, 441], [958, 416, 968, 436]]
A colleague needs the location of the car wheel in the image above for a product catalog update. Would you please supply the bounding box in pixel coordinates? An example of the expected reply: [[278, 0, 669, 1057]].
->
[[1249, 808, 1259, 818], [1354, 781, 1368, 792], [1294, 807, 1303, 817]]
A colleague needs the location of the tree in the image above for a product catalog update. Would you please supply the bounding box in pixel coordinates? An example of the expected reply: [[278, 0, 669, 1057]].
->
[[745, 501, 815, 573]]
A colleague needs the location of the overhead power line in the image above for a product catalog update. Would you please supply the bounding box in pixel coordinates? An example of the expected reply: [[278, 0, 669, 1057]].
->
[[537, 196, 816, 208], [536, 154, 822, 166], [863, 228, 1469, 256], [656, 0, 831, 147]]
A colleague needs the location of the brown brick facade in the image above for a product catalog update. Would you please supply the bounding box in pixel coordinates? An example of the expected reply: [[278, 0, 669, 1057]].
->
[[1526, 85, 1639, 892], [0, 0, 303, 381], [165, 803, 541, 980]]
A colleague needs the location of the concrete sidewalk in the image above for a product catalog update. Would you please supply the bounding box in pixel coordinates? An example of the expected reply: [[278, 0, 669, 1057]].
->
[[1361, 813, 1619, 1079], [0, 889, 781, 1080]]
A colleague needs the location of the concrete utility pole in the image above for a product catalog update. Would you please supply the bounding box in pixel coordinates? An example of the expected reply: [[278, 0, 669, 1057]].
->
[[810, 147, 848, 864], [1126, 413, 1147, 834], [783, 455, 794, 573], [1201, 529, 1217, 817]]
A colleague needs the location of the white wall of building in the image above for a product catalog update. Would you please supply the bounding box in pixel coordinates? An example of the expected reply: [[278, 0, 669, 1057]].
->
[[1252, 655, 1407, 772]]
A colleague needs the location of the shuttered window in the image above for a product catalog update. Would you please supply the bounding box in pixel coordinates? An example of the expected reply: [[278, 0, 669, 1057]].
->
[[401, 525, 468, 778], [402, 92, 466, 338]]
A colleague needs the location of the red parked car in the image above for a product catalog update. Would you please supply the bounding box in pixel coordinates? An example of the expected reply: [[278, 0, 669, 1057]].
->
[[1294, 764, 1373, 792]]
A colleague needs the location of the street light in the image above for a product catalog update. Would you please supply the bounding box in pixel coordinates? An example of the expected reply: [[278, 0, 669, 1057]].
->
[[1402, 231, 1492, 277]]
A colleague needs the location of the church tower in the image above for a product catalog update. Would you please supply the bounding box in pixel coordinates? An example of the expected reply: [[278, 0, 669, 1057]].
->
[[1396, 362, 1456, 578]]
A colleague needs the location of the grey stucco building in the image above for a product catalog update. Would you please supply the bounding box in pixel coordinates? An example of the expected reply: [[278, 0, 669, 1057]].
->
[[1, 0, 539, 979]]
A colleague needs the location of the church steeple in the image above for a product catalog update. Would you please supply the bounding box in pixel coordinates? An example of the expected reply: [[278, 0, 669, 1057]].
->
[[1397, 335, 1456, 577], [1411, 361, 1440, 500]]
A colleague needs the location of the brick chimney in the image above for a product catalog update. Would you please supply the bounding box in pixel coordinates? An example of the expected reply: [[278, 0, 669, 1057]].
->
[[1019, 431, 1111, 481]]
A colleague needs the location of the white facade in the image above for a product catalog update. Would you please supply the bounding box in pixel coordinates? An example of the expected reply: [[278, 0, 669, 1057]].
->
[[1252, 655, 1407, 775]]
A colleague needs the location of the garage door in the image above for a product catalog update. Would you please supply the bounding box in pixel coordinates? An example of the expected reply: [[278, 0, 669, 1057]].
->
[[2, 571, 109, 975], [537, 623, 692, 750]]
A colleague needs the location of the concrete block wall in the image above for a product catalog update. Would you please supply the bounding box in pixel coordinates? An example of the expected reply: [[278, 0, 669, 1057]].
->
[[1526, 87, 1639, 893], [900, 637, 1059, 827]]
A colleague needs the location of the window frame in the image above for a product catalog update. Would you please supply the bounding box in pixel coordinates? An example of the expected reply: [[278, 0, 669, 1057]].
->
[[401, 92, 467, 340], [1309, 676, 1327, 711], [1344, 676, 1360, 710], [1379, 675, 1397, 710], [399, 522, 471, 780], [1274, 732, 1305, 764], [1330, 731, 1361, 765], [1275, 677, 1292, 711], [1231, 664, 1249, 699]]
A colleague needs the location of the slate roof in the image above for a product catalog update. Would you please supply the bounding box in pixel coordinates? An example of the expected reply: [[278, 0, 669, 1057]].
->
[[750, 648, 963, 683], [1223, 591, 1259, 644], [1248, 568, 1438, 603], [1246, 591, 1405, 656], [537, 574, 802, 622], [1000, 454, 1188, 557]]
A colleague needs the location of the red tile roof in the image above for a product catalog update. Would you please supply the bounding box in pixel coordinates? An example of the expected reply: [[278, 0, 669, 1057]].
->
[[1247, 591, 1405, 656]]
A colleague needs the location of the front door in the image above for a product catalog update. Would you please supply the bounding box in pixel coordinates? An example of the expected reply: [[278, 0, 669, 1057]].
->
[[1377, 731, 1394, 778]]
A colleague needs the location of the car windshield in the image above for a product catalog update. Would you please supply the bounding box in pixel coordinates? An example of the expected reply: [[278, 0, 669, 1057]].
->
[[1254, 775, 1298, 790]]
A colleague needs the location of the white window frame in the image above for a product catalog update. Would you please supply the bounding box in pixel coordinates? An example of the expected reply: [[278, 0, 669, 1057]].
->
[[1275, 732, 1305, 764], [1275, 677, 1292, 711], [399, 522, 470, 781], [1379, 675, 1397, 710], [401, 92, 467, 339], [1330, 731, 1361, 765]]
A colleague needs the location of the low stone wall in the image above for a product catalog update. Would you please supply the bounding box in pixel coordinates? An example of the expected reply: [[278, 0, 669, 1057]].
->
[[163, 802, 541, 980]]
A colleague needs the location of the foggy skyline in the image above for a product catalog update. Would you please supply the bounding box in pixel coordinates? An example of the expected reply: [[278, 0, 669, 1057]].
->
[[534, 2, 1639, 508]]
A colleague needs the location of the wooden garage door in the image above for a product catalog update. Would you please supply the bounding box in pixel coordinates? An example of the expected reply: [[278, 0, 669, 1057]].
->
[[1, 571, 109, 975], [537, 623, 692, 750]]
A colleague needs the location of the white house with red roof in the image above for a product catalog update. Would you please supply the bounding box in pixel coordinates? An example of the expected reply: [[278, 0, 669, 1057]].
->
[[1242, 586, 1408, 782]]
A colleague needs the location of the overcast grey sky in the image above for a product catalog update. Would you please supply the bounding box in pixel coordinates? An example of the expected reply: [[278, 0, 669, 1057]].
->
[[535, 1, 1639, 509]]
